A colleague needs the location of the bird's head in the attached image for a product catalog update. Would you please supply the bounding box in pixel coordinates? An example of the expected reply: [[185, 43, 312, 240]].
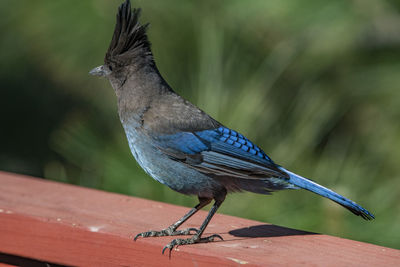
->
[[90, 0, 153, 87]]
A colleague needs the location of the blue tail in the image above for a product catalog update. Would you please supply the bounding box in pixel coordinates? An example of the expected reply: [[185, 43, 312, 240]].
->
[[279, 167, 374, 220]]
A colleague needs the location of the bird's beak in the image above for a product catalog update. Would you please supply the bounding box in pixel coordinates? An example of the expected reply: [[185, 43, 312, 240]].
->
[[89, 65, 110, 77]]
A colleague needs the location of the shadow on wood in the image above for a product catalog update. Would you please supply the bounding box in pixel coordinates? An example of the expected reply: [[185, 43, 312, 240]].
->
[[0, 252, 66, 267], [229, 224, 315, 238]]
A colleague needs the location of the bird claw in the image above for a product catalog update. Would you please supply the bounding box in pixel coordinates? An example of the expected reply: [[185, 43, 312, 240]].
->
[[134, 227, 199, 241], [174, 227, 199, 236], [162, 234, 223, 256]]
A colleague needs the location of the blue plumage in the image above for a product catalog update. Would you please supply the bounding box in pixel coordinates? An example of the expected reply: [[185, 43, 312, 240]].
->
[[91, 0, 374, 254], [282, 168, 374, 220], [156, 126, 272, 161], [216, 126, 271, 161]]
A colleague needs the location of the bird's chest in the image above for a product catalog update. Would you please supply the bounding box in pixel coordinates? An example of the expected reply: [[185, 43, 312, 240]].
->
[[123, 125, 164, 181]]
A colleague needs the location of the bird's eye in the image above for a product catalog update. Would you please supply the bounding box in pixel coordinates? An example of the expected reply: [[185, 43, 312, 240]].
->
[[109, 65, 113, 71]]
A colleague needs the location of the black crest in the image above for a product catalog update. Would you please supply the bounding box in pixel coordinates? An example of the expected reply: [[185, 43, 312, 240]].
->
[[105, 0, 152, 66]]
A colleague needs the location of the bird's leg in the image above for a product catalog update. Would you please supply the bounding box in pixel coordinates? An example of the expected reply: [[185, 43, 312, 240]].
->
[[134, 197, 211, 240], [162, 192, 226, 255]]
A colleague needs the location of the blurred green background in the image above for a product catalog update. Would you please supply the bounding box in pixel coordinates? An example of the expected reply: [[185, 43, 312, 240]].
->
[[1, 0, 399, 249]]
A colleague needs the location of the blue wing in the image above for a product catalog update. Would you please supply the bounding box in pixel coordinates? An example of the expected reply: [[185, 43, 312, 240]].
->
[[154, 126, 293, 193]]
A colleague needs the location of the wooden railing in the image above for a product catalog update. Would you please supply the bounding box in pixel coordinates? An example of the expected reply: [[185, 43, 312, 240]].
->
[[0, 171, 399, 266]]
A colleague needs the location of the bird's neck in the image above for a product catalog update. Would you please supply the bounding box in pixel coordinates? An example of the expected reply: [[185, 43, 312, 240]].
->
[[112, 64, 171, 125]]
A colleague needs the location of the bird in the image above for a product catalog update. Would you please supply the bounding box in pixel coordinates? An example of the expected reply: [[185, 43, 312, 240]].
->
[[90, 0, 374, 254]]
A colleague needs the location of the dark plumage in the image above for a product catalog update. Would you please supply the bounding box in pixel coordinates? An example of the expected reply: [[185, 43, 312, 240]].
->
[[90, 0, 374, 254], [105, 3, 152, 67]]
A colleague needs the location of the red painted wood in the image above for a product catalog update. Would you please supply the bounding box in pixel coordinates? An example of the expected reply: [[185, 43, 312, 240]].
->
[[0, 171, 399, 266]]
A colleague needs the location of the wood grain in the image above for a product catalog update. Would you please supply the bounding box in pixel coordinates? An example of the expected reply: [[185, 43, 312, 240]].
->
[[0, 171, 399, 266]]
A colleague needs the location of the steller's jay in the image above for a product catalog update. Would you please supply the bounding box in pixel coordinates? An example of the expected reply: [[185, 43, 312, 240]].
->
[[90, 0, 374, 254]]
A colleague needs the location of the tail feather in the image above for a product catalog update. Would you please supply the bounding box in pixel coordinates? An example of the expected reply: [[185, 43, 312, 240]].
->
[[279, 167, 375, 220]]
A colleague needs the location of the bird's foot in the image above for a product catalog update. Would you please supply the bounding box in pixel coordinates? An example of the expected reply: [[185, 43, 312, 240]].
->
[[162, 234, 223, 255], [134, 226, 199, 240]]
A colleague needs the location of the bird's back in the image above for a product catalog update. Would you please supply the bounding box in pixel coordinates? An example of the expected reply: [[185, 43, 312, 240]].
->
[[141, 92, 221, 135]]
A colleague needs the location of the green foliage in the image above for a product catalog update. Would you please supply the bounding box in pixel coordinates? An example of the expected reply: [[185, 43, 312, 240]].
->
[[1, 0, 399, 249]]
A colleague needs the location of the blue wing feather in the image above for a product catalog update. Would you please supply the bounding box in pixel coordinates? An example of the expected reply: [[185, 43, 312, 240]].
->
[[154, 126, 289, 181], [195, 127, 274, 165], [155, 132, 209, 154], [155, 126, 275, 165]]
